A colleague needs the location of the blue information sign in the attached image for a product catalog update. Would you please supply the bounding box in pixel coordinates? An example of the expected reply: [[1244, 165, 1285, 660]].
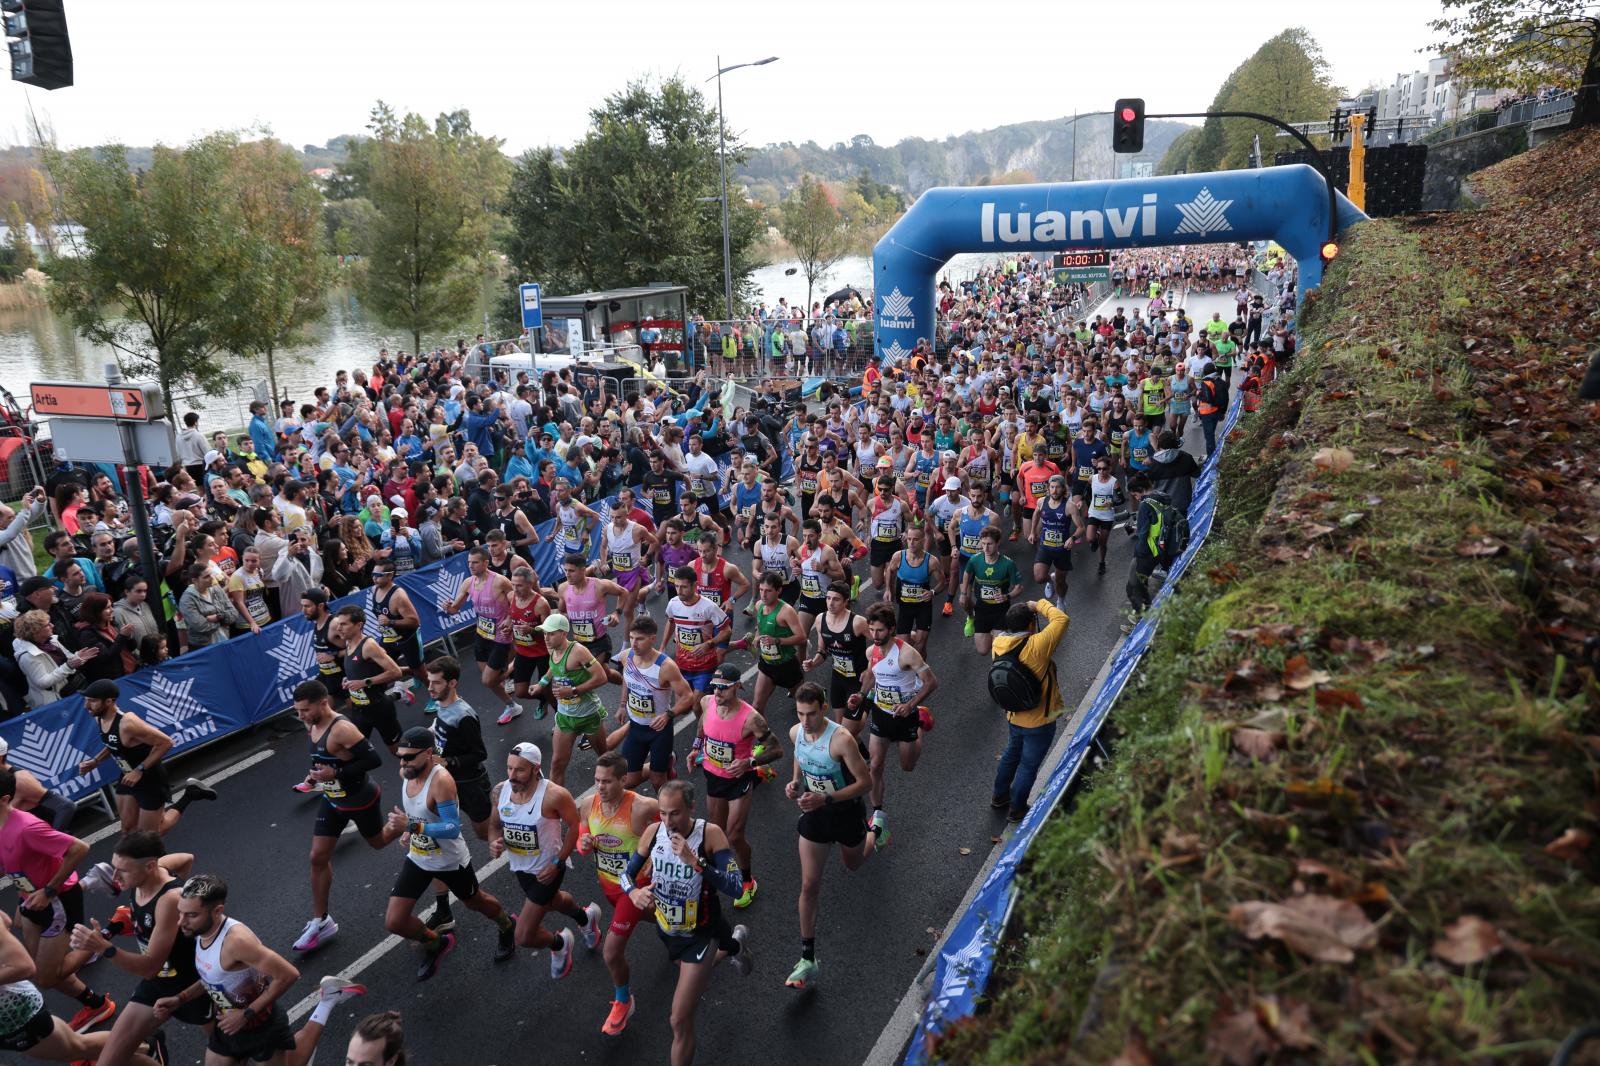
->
[[519, 283, 543, 330]]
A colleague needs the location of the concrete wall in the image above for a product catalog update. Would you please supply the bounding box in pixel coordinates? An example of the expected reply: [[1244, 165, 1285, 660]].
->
[[1422, 124, 1530, 210]]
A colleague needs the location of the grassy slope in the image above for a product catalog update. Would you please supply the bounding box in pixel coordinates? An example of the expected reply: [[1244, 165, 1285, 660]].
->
[[936, 131, 1600, 1064]]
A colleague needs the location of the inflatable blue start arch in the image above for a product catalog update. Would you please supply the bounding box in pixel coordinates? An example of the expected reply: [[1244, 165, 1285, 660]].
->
[[871, 164, 1366, 364]]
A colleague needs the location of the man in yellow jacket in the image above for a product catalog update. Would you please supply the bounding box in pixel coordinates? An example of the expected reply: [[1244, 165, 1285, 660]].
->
[[990, 599, 1069, 821]]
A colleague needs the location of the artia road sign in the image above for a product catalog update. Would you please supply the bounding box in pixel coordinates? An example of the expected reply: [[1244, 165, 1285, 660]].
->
[[30, 382, 165, 422]]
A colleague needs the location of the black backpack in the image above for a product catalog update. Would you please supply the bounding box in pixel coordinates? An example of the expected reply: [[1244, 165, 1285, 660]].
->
[[988, 645, 1043, 713]]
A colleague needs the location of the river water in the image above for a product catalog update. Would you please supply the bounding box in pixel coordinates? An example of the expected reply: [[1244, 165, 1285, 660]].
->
[[1, 253, 1003, 423]]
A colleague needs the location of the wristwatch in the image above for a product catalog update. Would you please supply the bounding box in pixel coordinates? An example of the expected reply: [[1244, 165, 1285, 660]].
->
[[242, 1006, 259, 1024]]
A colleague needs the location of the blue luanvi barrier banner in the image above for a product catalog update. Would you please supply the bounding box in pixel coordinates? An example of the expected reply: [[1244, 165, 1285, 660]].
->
[[872, 165, 1364, 364], [903, 386, 1247, 1064], [0, 449, 771, 802]]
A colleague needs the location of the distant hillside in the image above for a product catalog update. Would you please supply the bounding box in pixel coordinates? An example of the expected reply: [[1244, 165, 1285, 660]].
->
[[737, 114, 1191, 205]]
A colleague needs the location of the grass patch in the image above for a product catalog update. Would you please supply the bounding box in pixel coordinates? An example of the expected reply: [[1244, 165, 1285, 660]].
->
[[933, 133, 1600, 1064]]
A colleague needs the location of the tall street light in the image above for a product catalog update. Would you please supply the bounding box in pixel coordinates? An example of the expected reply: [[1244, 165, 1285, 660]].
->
[[709, 55, 778, 321]]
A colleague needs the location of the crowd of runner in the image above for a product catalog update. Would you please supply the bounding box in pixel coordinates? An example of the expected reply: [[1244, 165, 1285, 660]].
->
[[0, 245, 1296, 1065]]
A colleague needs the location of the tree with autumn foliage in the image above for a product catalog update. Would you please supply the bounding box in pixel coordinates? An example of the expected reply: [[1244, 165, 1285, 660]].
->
[[1430, 0, 1600, 127], [777, 176, 851, 320]]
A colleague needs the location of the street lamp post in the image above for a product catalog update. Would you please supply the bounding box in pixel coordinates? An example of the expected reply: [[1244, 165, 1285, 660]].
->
[[710, 55, 778, 322]]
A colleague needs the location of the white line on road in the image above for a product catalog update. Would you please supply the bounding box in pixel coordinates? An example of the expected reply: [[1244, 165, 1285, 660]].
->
[[79, 749, 277, 848], [288, 664, 757, 1023]]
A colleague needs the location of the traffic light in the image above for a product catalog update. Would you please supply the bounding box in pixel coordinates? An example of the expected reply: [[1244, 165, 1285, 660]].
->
[[1113, 98, 1145, 154], [4, 0, 72, 91], [1320, 240, 1340, 263]]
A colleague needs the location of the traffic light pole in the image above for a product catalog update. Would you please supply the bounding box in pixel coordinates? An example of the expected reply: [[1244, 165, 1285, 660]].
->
[[1145, 110, 1340, 247]]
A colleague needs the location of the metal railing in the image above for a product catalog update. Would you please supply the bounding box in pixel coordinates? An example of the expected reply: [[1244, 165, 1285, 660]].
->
[[686, 318, 878, 381]]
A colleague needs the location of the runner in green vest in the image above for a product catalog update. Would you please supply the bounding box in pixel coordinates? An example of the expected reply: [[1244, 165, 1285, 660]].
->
[[1141, 372, 1168, 419]]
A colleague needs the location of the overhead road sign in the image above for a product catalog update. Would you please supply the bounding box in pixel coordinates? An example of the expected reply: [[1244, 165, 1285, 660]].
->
[[30, 381, 164, 422]]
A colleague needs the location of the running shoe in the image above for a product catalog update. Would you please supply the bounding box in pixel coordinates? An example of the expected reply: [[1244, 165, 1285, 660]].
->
[[728, 637, 749, 652], [143, 1028, 170, 1065], [317, 975, 366, 1010], [917, 706, 935, 733], [68, 995, 115, 1033], [849, 574, 861, 600], [734, 878, 758, 909], [106, 905, 134, 937], [532, 701, 548, 721], [494, 921, 517, 963], [729, 925, 754, 976], [422, 699, 439, 717], [869, 810, 891, 851], [578, 734, 592, 750], [550, 928, 575, 979], [497, 702, 523, 726], [79, 862, 120, 897], [581, 902, 603, 950], [1043, 580, 1054, 602], [179, 778, 218, 806], [425, 904, 456, 934], [291, 779, 329, 795], [942, 601, 953, 616], [416, 931, 455, 981], [293, 915, 338, 952], [963, 616, 975, 638], [601, 996, 636, 1036], [755, 765, 778, 784], [785, 957, 819, 990]]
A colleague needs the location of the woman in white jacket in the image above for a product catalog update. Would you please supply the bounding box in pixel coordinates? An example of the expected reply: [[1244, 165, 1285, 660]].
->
[[11, 609, 100, 708]]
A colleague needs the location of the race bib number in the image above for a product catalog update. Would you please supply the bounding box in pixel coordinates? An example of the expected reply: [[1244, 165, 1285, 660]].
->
[[596, 849, 627, 879], [1093, 492, 1115, 511], [501, 824, 539, 856], [609, 551, 633, 572], [676, 627, 703, 650], [380, 624, 401, 645], [758, 636, 781, 662], [800, 476, 819, 493], [114, 755, 135, 773], [874, 687, 901, 712], [703, 737, 735, 767], [803, 770, 837, 795], [571, 618, 596, 641], [831, 653, 857, 678], [980, 583, 1005, 603], [654, 896, 699, 935], [1078, 464, 1092, 480], [801, 573, 823, 597], [512, 623, 536, 647], [349, 686, 370, 706], [690, 478, 708, 497], [960, 533, 980, 554], [901, 583, 930, 603], [873, 521, 900, 542], [206, 987, 235, 1014], [408, 831, 440, 856], [7, 873, 37, 893], [476, 617, 496, 640], [1043, 527, 1065, 547], [700, 587, 723, 606], [627, 690, 655, 719]]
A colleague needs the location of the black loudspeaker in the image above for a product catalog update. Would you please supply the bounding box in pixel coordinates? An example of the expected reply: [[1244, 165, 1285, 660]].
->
[[4, 0, 72, 90]]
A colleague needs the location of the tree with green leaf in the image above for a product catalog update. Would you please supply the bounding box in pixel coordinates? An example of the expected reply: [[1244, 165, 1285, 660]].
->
[[359, 103, 507, 355], [777, 177, 851, 319], [43, 133, 263, 418], [215, 138, 332, 405], [1431, 1, 1600, 127], [503, 76, 765, 321], [5, 200, 36, 273], [1159, 29, 1341, 174]]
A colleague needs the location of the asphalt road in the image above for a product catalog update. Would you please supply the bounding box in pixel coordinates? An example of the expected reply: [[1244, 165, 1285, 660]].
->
[[7, 291, 1230, 1066]]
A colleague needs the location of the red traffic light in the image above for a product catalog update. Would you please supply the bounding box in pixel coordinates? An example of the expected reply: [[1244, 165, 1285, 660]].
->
[[1119, 107, 1137, 123], [1320, 241, 1340, 262]]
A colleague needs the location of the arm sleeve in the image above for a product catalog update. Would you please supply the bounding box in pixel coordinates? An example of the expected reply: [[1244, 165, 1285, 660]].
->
[[705, 848, 745, 898], [420, 799, 462, 840], [619, 850, 647, 894], [337, 737, 382, 785]]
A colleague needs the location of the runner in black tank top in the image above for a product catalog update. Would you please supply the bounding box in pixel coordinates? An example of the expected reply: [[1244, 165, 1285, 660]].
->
[[101, 711, 168, 799], [312, 614, 346, 694], [819, 610, 869, 723], [343, 635, 403, 748]]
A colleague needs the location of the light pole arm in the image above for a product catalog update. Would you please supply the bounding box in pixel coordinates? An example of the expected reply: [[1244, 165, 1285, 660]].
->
[[1147, 110, 1340, 245]]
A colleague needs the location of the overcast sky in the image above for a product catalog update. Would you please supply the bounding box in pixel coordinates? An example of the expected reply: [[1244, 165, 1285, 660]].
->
[[4, 0, 1449, 155]]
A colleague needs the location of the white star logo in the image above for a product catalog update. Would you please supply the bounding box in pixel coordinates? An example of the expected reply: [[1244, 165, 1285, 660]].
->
[[879, 288, 913, 320], [1174, 187, 1233, 237], [266, 624, 316, 683], [5, 720, 93, 789], [129, 675, 207, 730], [880, 340, 912, 367], [427, 569, 466, 612]]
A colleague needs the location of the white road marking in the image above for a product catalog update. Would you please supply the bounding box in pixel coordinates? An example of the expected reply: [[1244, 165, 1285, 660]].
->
[[79, 750, 277, 847], [288, 663, 758, 1022]]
